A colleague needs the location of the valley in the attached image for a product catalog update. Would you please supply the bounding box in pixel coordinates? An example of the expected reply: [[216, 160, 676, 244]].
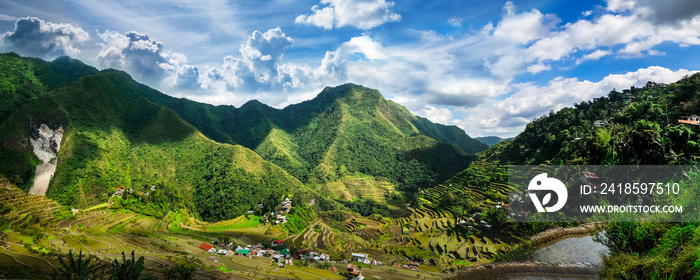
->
[[2, 52, 700, 280]]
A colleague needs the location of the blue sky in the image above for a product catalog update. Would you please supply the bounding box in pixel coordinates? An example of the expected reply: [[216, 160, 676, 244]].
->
[[1, 0, 699, 137]]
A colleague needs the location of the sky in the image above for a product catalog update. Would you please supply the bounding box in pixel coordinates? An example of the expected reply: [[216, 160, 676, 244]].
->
[[1, 0, 700, 138]]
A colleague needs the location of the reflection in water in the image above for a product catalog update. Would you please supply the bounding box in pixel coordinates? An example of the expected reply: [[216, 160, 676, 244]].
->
[[504, 235, 608, 280], [533, 235, 609, 265]]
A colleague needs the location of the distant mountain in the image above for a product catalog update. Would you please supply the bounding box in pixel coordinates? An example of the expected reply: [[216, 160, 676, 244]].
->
[[141, 83, 489, 188], [0, 53, 301, 221], [474, 136, 512, 147]]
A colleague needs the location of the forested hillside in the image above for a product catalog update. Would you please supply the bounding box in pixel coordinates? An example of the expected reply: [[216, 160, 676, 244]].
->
[[140, 83, 488, 188], [0, 54, 302, 221], [439, 73, 700, 279]]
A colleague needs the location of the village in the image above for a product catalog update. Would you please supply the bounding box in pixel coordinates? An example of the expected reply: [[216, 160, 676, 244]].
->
[[190, 197, 424, 280]]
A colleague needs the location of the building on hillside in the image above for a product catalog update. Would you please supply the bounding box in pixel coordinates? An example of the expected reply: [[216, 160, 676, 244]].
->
[[347, 264, 362, 276], [271, 239, 285, 247], [217, 249, 228, 255], [391, 262, 400, 268], [282, 197, 292, 213], [407, 261, 420, 271], [329, 265, 339, 273], [351, 253, 369, 263], [199, 243, 215, 253], [114, 186, 125, 196], [679, 115, 700, 126], [208, 256, 218, 262], [594, 120, 608, 127], [580, 172, 600, 186]]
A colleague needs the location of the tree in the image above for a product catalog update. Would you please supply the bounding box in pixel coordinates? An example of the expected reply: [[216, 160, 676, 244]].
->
[[52, 250, 106, 280], [109, 251, 150, 280]]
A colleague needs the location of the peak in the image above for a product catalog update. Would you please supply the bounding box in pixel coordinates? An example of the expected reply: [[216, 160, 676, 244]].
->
[[316, 83, 385, 102]]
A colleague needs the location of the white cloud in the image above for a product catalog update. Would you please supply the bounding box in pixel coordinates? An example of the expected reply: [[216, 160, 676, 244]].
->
[[96, 30, 201, 91], [576, 49, 612, 64], [0, 14, 18, 22], [455, 66, 698, 137], [0, 17, 89, 59], [447, 17, 462, 27], [295, 0, 401, 30], [526, 63, 551, 74], [417, 105, 453, 124]]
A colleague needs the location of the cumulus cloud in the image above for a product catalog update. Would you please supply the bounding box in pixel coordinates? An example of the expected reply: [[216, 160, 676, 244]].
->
[[201, 28, 312, 94], [96, 30, 200, 90], [471, 0, 700, 77], [417, 105, 453, 124], [0, 17, 89, 59], [295, 0, 401, 30], [454, 67, 698, 137]]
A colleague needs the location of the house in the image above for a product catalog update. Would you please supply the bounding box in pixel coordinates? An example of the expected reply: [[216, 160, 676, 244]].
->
[[247, 210, 255, 215], [351, 253, 369, 263], [329, 265, 339, 273], [150, 185, 156, 191], [679, 115, 700, 126], [594, 120, 608, 127], [114, 186, 125, 196], [391, 262, 400, 268], [407, 261, 420, 271], [208, 256, 218, 262], [282, 198, 292, 213], [581, 172, 600, 185], [217, 249, 228, 255], [347, 264, 362, 276], [271, 239, 285, 246], [284, 259, 293, 266], [199, 243, 215, 253]]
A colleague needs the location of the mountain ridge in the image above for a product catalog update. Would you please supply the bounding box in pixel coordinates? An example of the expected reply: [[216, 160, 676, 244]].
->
[[138, 80, 488, 186]]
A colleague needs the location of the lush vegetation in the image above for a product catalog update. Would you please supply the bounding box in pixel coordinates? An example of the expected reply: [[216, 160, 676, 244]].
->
[[0, 54, 301, 221], [139, 82, 488, 189], [436, 75, 700, 278]]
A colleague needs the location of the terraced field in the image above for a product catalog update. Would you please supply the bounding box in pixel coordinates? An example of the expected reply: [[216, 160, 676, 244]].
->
[[316, 173, 397, 202], [0, 185, 440, 279]]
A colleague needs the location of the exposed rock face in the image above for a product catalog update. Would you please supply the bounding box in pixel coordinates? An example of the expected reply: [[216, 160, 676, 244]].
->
[[28, 124, 63, 195]]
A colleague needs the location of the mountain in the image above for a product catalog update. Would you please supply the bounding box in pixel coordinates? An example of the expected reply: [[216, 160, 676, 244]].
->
[[0, 53, 301, 221], [140, 83, 488, 188], [474, 136, 511, 147]]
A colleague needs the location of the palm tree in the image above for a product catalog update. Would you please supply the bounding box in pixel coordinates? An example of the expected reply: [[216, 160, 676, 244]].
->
[[52, 250, 106, 280], [109, 251, 147, 280]]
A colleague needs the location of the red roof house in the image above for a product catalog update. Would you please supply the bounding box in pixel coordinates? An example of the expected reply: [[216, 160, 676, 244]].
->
[[199, 243, 214, 252], [329, 265, 338, 273]]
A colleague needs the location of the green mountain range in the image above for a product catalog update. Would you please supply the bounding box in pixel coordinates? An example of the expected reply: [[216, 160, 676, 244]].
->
[[473, 136, 511, 147], [0, 53, 486, 220], [140, 83, 487, 186]]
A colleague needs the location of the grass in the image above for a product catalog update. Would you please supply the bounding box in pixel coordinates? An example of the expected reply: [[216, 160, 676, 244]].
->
[[206, 215, 261, 231], [218, 265, 234, 273]]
